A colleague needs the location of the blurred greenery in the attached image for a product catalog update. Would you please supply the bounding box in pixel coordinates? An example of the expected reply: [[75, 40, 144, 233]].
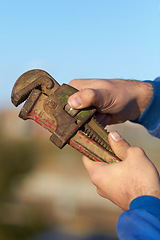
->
[[0, 139, 38, 200], [0, 139, 46, 240]]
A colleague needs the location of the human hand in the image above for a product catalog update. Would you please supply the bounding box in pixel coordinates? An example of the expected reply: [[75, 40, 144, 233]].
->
[[82, 131, 160, 210], [68, 78, 153, 125]]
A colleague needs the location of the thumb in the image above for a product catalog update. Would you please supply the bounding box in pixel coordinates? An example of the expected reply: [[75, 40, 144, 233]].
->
[[108, 131, 130, 160], [68, 88, 99, 109]]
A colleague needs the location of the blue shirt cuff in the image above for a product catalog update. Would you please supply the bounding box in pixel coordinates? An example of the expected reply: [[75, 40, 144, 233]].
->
[[130, 196, 160, 219], [133, 77, 160, 131]]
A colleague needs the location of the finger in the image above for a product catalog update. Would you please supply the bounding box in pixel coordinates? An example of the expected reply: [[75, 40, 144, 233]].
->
[[69, 79, 90, 90], [82, 156, 105, 183], [82, 155, 100, 171], [68, 88, 98, 109], [100, 115, 112, 127], [108, 131, 130, 160], [95, 113, 111, 127]]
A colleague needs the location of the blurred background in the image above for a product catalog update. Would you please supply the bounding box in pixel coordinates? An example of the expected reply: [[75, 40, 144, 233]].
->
[[0, 0, 160, 239]]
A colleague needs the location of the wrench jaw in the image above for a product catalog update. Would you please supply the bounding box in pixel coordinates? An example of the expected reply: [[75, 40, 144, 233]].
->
[[11, 69, 60, 107], [11, 69, 60, 135], [11, 69, 60, 122]]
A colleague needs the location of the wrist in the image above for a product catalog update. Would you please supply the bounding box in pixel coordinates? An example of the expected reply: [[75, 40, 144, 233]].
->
[[135, 81, 153, 118], [132, 78, 160, 136]]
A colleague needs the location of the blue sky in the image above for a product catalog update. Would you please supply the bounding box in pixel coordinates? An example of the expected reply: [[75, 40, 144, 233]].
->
[[0, 0, 160, 109]]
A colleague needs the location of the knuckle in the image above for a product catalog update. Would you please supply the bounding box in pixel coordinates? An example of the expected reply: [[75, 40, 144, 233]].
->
[[83, 88, 97, 104], [85, 88, 96, 97], [69, 79, 81, 88], [127, 146, 144, 157]]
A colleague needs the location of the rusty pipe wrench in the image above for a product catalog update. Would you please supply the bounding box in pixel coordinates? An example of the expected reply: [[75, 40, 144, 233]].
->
[[11, 69, 121, 163]]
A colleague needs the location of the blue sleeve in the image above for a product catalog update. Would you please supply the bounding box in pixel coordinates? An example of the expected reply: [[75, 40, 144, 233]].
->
[[133, 77, 160, 138], [117, 78, 160, 239], [117, 196, 160, 239]]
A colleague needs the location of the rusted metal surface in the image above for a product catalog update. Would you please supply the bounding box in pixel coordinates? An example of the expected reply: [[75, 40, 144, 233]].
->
[[11, 69, 121, 163]]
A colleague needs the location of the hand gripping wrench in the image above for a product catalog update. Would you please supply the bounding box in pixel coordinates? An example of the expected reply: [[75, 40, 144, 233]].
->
[[11, 69, 121, 163]]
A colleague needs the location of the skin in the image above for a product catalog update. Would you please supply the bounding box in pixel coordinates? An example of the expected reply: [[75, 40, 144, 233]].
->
[[68, 78, 160, 210], [68, 78, 153, 125]]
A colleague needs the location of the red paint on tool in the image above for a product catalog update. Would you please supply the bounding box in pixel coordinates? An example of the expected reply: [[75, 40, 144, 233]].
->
[[69, 139, 101, 162], [78, 131, 95, 144], [28, 110, 56, 132]]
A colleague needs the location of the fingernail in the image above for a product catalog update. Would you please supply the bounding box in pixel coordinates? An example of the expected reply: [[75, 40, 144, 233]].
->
[[68, 97, 82, 108], [110, 131, 123, 142]]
